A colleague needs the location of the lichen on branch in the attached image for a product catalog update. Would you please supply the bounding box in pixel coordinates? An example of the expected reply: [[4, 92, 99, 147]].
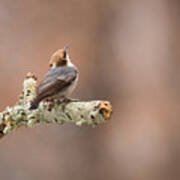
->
[[0, 72, 112, 139]]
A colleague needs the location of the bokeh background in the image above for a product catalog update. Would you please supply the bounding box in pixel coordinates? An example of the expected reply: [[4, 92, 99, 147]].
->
[[0, 0, 180, 179]]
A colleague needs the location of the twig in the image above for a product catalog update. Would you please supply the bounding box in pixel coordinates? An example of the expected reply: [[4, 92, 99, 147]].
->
[[0, 73, 112, 139]]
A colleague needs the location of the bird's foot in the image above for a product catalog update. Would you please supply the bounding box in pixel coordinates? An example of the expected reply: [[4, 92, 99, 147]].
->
[[61, 97, 79, 111]]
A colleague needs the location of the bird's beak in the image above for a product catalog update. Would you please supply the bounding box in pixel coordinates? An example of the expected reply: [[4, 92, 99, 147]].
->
[[64, 45, 69, 53]]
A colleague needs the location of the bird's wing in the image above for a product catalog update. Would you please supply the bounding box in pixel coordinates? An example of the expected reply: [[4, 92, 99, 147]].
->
[[36, 66, 77, 99]]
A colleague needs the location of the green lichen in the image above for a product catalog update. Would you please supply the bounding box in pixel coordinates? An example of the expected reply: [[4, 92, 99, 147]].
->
[[0, 75, 111, 138]]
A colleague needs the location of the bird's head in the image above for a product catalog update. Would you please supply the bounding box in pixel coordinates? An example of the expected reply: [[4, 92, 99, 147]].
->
[[49, 45, 73, 68]]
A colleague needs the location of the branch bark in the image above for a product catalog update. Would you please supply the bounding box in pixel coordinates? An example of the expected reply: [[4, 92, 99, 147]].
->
[[0, 72, 112, 139]]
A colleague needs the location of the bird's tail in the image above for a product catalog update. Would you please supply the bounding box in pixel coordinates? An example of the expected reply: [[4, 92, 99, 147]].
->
[[29, 97, 41, 110]]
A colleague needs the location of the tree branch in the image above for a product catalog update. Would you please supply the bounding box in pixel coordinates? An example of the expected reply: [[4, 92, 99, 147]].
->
[[0, 72, 112, 139]]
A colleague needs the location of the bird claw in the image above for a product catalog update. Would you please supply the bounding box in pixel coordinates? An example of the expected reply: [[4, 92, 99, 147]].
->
[[61, 97, 79, 111], [44, 97, 79, 111]]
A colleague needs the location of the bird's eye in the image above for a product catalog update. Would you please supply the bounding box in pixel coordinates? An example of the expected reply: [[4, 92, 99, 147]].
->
[[50, 64, 53, 67]]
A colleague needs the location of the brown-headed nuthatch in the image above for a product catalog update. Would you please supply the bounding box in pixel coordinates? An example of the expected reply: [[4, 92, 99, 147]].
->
[[30, 46, 78, 110]]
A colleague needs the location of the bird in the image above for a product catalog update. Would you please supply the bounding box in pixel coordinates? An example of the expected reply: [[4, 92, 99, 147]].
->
[[29, 45, 78, 110]]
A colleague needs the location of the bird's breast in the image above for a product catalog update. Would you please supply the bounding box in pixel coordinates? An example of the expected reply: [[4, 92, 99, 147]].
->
[[50, 74, 78, 99], [64, 75, 78, 96]]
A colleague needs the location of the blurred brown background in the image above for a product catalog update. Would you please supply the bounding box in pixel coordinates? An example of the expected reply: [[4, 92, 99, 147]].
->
[[0, 0, 180, 179]]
